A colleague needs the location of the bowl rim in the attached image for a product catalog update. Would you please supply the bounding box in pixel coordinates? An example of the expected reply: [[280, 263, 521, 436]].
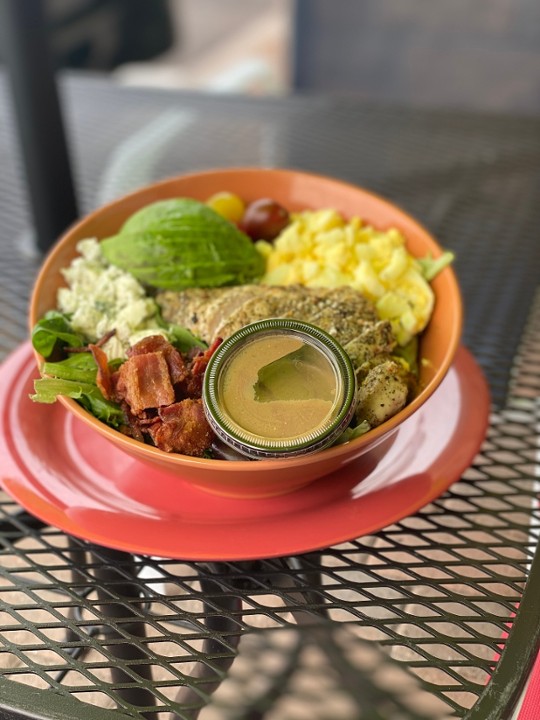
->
[[29, 166, 463, 472]]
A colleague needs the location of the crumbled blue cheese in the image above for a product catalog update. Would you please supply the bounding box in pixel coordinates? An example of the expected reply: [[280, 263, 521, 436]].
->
[[57, 238, 165, 359]]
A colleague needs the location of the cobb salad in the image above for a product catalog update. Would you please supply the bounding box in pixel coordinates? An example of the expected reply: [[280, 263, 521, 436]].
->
[[31, 191, 453, 458]]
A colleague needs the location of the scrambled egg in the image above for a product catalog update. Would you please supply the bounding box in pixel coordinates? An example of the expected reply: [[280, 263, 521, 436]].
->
[[57, 239, 167, 359], [257, 209, 434, 346]]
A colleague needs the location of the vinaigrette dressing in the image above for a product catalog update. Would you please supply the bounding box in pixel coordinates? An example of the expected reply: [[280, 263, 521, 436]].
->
[[203, 319, 357, 459], [220, 335, 338, 439]]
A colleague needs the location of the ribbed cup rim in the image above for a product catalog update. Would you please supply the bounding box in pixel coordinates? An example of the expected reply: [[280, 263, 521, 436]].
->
[[203, 319, 357, 459]]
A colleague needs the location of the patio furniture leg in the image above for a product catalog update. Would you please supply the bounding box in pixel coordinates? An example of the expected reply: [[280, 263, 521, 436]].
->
[[92, 546, 157, 716], [170, 563, 243, 720], [0, 0, 78, 252]]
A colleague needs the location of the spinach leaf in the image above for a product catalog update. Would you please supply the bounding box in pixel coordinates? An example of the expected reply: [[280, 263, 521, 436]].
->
[[31, 311, 84, 358], [166, 323, 207, 352], [154, 312, 207, 352]]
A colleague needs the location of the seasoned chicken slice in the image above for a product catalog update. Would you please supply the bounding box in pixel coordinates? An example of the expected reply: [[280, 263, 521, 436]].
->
[[157, 287, 228, 339], [157, 284, 379, 347], [158, 286, 263, 342], [355, 359, 411, 427], [215, 297, 277, 340], [200, 285, 265, 340], [307, 309, 369, 347], [343, 321, 396, 368], [214, 287, 315, 339], [214, 285, 379, 345], [307, 285, 378, 323]]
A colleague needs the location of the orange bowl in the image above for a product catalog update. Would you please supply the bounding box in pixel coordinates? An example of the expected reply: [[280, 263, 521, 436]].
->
[[29, 168, 462, 498]]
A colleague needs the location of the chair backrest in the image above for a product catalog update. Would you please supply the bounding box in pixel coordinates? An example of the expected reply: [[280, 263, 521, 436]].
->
[[292, 0, 540, 113], [44, 0, 174, 70]]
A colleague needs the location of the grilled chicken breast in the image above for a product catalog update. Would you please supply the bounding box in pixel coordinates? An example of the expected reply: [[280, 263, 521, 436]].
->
[[157, 284, 413, 427], [158, 285, 378, 345]]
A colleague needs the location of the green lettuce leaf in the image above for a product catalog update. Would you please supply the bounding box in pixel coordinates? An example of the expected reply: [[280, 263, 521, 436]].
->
[[42, 353, 98, 383], [392, 336, 419, 376], [32, 350, 125, 428], [31, 377, 96, 403], [417, 251, 455, 281], [154, 313, 207, 352], [30, 377, 124, 427], [167, 324, 207, 352], [78, 389, 125, 427], [334, 421, 371, 445], [31, 311, 84, 358]]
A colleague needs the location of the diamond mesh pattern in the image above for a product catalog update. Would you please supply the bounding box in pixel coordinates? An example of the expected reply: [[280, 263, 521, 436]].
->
[[0, 73, 539, 719]]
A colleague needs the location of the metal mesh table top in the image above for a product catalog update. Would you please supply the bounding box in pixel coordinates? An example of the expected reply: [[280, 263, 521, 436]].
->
[[0, 71, 539, 719]]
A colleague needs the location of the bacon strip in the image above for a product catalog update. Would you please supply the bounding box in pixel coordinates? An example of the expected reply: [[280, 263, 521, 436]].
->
[[89, 343, 113, 400], [128, 335, 188, 385], [115, 352, 175, 416], [191, 337, 223, 376], [182, 337, 223, 398], [107, 334, 215, 456], [149, 399, 214, 456]]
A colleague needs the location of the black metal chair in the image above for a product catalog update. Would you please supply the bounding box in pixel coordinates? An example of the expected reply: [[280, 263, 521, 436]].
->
[[292, 0, 540, 113]]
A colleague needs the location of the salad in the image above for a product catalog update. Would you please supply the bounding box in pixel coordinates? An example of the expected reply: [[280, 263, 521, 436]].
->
[[31, 191, 453, 458]]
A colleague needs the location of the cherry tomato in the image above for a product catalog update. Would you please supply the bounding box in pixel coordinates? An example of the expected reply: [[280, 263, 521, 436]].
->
[[206, 192, 245, 224], [241, 198, 290, 242]]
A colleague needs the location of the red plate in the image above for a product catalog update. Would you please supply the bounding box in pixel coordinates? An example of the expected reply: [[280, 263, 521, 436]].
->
[[0, 343, 490, 561]]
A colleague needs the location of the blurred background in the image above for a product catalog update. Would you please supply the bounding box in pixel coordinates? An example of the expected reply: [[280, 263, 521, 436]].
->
[[3, 0, 538, 114]]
